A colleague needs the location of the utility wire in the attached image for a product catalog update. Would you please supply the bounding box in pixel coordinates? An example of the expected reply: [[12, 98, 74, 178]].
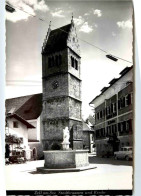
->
[[7, 80, 42, 83], [6, 2, 133, 64]]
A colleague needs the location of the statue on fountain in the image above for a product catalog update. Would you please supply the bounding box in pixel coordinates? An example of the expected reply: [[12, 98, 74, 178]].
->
[[62, 127, 70, 150]]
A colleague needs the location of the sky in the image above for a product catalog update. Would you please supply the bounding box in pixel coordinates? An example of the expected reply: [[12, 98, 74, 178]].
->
[[6, 0, 133, 119]]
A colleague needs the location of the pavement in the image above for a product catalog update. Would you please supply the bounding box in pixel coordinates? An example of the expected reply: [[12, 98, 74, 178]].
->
[[5, 154, 133, 190]]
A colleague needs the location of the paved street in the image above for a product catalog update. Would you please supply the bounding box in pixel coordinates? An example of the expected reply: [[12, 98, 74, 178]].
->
[[5, 155, 133, 190]]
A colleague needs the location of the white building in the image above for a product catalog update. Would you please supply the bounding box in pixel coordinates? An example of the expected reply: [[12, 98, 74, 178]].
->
[[6, 93, 43, 160], [89, 66, 133, 156]]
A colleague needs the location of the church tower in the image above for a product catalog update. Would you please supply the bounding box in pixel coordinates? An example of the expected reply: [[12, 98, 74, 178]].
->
[[41, 18, 82, 150]]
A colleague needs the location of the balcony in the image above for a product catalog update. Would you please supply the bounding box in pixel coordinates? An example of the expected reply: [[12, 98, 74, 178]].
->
[[5, 134, 23, 144]]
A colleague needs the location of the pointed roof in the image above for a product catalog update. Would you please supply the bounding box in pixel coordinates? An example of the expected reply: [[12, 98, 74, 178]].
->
[[42, 23, 72, 54], [6, 93, 42, 120]]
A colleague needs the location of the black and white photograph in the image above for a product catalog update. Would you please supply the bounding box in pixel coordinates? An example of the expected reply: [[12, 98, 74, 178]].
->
[[3, 0, 134, 194]]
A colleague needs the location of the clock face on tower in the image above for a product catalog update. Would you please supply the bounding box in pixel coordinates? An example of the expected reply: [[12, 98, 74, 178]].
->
[[52, 81, 59, 89]]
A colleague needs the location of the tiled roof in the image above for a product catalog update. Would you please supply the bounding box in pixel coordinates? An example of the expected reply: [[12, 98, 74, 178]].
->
[[6, 94, 33, 115], [82, 121, 91, 131], [6, 93, 42, 120], [43, 23, 72, 54]]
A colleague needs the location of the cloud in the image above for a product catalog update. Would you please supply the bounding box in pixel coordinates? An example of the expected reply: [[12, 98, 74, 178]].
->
[[33, 0, 49, 12], [112, 32, 116, 37], [117, 20, 132, 29], [94, 24, 98, 28], [6, 9, 30, 23], [6, 0, 49, 23], [84, 13, 90, 16], [51, 9, 65, 18], [74, 16, 84, 26], [93, 9, 102, 17], [79, 22, 93, 33]]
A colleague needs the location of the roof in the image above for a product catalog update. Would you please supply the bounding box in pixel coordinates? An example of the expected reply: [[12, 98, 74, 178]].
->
[[6, 93, 42, 120], [7, 113, 35, 128], [101, 87, 108, 93], [82, 121, 94, 132], [88, 115, 95, 125], [89, 65, 133, 104], [43, 23, 72, 54], [119, 66, 132, 76], [108, 78, 118, 85]]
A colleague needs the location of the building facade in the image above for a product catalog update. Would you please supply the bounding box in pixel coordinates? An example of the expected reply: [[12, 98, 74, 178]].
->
[[5, 113, 35, 160], [6, 93, 43, 160], [89, 66, 133, 156], [41, 19, 82, 150]]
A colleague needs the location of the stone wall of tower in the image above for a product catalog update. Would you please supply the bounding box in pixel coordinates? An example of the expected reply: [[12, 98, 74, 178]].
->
[[43, 74, 68, 100], [68, 74, 81, 100], [43, 97, 69, 119], [69, 98, 82, 120], [42, 119, 69, 150]]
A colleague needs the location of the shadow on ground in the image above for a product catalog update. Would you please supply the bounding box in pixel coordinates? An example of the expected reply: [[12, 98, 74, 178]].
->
[[89, 155, 133, 166], [29, 170, 42, 174]]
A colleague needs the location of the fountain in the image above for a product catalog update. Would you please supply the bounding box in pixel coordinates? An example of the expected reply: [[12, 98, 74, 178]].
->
[[37, 127, 96, 173]]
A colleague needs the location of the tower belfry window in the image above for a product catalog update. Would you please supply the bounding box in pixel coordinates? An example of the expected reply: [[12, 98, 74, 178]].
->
[[71, 56, 78, 70], [71, 56, 74, 68], [75, 60, 78, 70]]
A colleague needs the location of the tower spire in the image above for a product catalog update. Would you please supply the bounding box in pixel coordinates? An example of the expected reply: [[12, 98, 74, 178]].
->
[[49, 21, 51, 29], [42, 21, 51, 53], [71, 13, 74, 24]]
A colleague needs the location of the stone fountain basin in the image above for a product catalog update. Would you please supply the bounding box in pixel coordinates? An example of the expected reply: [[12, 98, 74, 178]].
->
[[43, 150, 89, 169]]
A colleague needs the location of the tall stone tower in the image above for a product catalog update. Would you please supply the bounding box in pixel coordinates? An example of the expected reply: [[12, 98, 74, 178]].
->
[[41, 18, 82, 150]]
